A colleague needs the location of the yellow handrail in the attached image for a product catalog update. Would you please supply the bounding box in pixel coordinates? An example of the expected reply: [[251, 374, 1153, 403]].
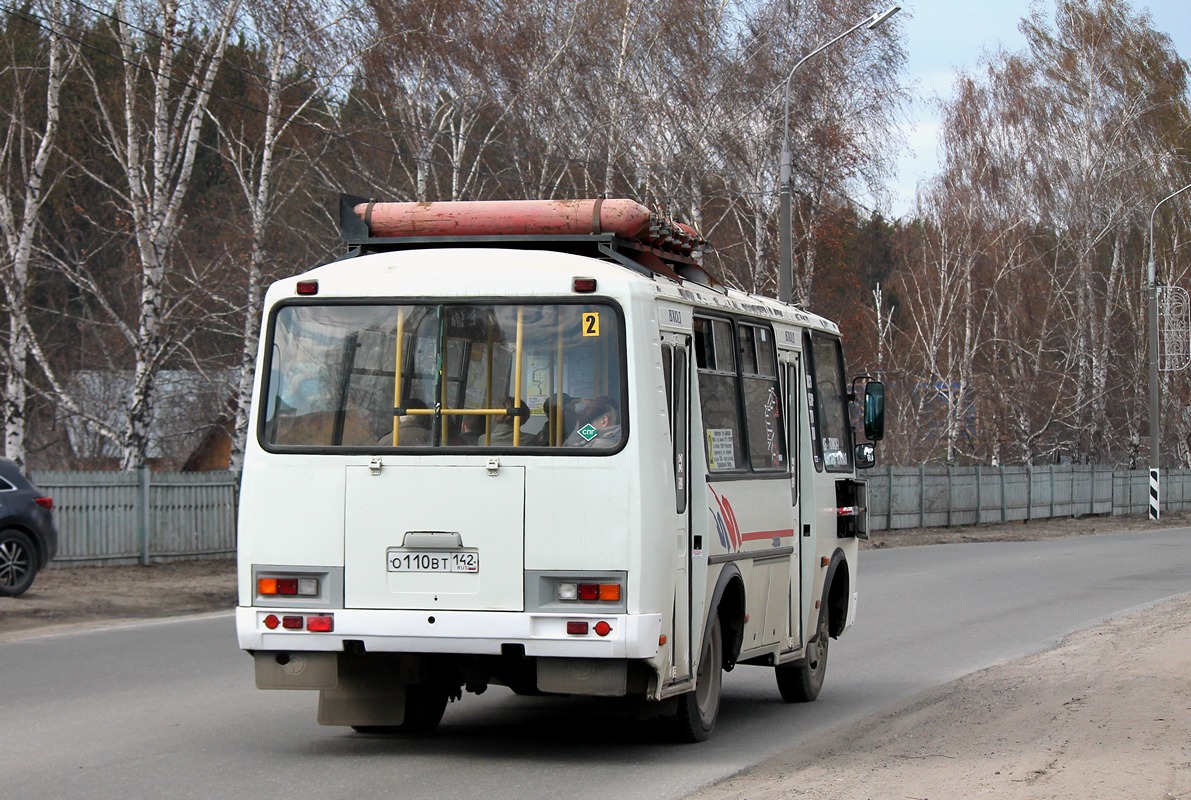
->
[[554, 312, 564, 445], [439, 328, 449, 446], [513, 307, 524, 446], [391, 307, 405, 446], [485, 324, 494, 444]]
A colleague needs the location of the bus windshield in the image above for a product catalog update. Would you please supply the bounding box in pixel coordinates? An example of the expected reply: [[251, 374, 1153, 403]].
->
[[260, 301, 625, 451]]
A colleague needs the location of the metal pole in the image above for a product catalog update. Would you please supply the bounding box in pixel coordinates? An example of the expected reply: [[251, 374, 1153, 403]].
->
[[779, 143, 793, 303], [1147, 181, 1191, 520], [138, 465, 151, 566], [776, 5, 900, 304]]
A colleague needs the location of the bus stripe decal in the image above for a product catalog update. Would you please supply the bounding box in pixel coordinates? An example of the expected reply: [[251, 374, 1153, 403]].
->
[[708, 486, 742, 551], [740, 529, 796, 541]]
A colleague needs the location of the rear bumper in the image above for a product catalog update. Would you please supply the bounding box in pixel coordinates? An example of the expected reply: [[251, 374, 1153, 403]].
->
[[236, 606, 662, 659]]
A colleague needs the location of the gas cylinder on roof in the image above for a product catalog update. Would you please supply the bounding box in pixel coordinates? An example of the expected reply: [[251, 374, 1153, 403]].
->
[[355, 199, 653, 239]]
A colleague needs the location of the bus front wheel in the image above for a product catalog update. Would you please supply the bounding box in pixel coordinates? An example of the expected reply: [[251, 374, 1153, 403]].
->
[[670, 614, 723, 742], [776, 599, 829, 702]]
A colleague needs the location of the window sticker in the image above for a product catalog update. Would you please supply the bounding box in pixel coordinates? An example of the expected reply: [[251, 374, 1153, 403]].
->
[[706, 428, 735, 470], [582, 312, 600, 337]]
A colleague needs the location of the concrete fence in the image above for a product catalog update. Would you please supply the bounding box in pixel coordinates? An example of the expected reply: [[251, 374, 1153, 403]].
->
[[866, 465, 1191, 531], [29, 465, 1189, 566]]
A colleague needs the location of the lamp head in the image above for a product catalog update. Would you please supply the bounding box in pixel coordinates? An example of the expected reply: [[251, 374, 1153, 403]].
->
[[867, 4, 901, 28]]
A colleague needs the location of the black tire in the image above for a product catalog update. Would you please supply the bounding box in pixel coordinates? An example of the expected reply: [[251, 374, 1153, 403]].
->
[[0, 529, 38, 597], [776, 600, 829, 703], [351, 685, 448, 735], [401, 685, 448, 733], [669, 614, 723, 743]]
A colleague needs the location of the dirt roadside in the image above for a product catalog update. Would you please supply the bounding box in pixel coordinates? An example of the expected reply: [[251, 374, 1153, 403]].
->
[[3, 513, 1190, 800], [688, 595, 1191, 800], [686, 513, 1191, 800], [0, 558, 238, 638]]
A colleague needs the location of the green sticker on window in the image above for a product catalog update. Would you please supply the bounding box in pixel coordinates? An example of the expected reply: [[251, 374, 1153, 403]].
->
[[577, 423, 598, 441]]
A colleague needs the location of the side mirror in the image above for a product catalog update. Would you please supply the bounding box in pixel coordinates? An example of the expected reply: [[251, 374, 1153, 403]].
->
[[864, 380, 885, 441], [855, 442, 876, 469]]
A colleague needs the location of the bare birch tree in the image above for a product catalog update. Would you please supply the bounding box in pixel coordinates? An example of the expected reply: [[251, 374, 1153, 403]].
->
[[206, 0, 365, 470], [55, 0, 242, 469], [0, 0, 76, 467], [895, 0, 1191, 466]]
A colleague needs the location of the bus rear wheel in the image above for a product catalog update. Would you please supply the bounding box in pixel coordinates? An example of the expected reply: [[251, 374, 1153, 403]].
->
[[669, 614, 723, 742], [350, 685, 448, 735], [776, 600, 829, 702], [401, 685, 449, 733]]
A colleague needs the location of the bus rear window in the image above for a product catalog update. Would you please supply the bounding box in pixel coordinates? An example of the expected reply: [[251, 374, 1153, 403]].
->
[[261, 302, 625, 451]]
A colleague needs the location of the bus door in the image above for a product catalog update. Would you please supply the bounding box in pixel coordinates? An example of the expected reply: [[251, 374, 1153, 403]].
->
[[661, 332, 693, 682], [779, 350, 804, 654]]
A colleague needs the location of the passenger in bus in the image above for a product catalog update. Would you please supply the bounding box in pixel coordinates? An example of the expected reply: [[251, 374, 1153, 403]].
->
[[527, 393, 579, 446], [565, 395, 621, 448], [456, 414, 486, 445], [392, 399, 432, 445], [490, 398, 531, 444]]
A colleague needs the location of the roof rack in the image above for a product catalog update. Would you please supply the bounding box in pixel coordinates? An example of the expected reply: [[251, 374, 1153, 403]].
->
[[337, 194, 718, 286]]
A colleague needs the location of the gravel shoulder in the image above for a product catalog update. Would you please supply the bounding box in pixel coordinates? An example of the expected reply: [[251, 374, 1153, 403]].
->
[[4, 512, 1190, 800], [688, 592, 1191, 800]]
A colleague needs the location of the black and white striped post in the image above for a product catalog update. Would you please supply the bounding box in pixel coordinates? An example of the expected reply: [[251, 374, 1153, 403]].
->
[[1150, 468, 1161, 521]]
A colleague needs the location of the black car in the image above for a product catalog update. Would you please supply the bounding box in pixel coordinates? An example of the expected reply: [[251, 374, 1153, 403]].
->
[[0, 459, 58, 597]]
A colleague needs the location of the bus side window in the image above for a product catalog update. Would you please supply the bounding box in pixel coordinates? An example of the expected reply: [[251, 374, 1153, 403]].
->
[[662, 345, 673, 420], [785, 358, 800, 503], [693, 316, 713, 370], [803, 332, 823, 471], [661, 340, 689, 513], [695, 316, 745, 471], [805, 332, 853, 471], [738, 324, 785, 471]]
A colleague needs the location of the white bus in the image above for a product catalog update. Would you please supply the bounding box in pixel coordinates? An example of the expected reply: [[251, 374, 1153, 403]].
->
[[236, 196, 885, 742]]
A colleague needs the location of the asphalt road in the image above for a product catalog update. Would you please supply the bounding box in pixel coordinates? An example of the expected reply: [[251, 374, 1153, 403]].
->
[[4, 527, 1190, 800]]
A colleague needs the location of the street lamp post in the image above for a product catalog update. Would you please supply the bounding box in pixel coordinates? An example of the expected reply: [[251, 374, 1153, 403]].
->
[[778, 4, 901, 305], [1147, 181, 1191, 520]]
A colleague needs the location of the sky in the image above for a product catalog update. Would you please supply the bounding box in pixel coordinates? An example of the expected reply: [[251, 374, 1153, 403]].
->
[[884, 0, 1191, 218]]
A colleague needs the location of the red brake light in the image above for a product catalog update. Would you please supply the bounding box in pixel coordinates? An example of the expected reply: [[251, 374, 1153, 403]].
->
[[566, 621, 589, 635], [281, 616, 303, 630], [572, 277, 597, 293], [577, 583, 599, 601], [34, 497, 52, 510], [296, 280, 319, 295], [276, 578, 299, 595]]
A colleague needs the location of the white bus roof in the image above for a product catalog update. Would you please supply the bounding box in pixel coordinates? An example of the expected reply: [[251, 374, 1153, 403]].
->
[[273, 245, 840, 337]]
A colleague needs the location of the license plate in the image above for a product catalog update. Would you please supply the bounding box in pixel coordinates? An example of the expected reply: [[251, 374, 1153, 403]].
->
[[387, 549, 479, 573]]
